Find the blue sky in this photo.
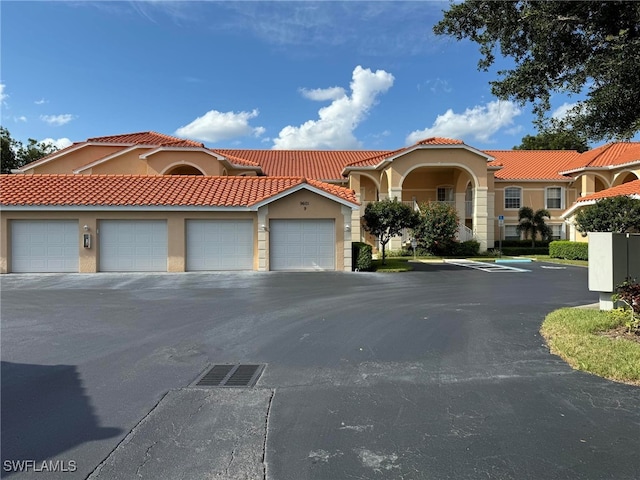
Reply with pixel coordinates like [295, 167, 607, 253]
[2, 1, 584, 152]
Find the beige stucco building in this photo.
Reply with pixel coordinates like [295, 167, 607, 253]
[2, 131, 639, 273]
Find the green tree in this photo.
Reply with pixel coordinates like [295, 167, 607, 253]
[362, 198, 418, 264]
[574, 196, 640, 234]
[1, 127, 20, 174]
[434, 1, 640, 141]
[0, 127, 58, 174]
[514, 128, 589, 153]
[516, 207, 552, 247]
[16, 138, 58, 166]
[413, 202, 459, 255]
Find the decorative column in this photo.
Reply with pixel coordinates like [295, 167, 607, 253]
[342, 205, 354, 271]
[473, 187, 490, 251]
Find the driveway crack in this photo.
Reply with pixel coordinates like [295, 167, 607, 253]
[262, 389, 275, 480]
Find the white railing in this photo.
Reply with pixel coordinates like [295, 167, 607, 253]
[457, 222, 475, 242]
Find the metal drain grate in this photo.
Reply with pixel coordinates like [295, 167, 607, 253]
[195, 364, 265, 388]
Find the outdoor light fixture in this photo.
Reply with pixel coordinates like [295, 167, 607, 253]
[260, 224, 268, 231]
[83, 225, 90, 231]
[345, 224, 351, 231]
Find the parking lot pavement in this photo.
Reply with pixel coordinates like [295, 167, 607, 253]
[2, 266, 640, 479]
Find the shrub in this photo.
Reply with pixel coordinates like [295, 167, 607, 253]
[352, 242, 373, 271]
[495, 240, 550, 248]
[613, 281, 640, 334]
[501, 246, 549, 256]
[414, 202, 459, 255]
[452, 240, 480, 256]
[549, 241, 589, 260]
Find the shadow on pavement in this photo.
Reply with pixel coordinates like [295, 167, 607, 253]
[1, 361, 122, 475]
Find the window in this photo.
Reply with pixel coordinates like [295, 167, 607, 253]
[546, 187, 563, 209]
[504, 187, 521, 209]
[504, 225, 520, 240]
[550, 224, 564, 240]
[437, 186, 454, 203]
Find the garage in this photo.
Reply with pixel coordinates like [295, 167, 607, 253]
[11, 220, 79, 273]
[186, 220, 254, 271]
[269, 219, 335, 271]
[99, 220, 167, 272]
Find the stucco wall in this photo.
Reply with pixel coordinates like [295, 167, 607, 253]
[22, 145, 124, 174]
[0, 190, 353, 273]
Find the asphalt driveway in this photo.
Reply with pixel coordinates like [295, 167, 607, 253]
[1, 263, 639, 479]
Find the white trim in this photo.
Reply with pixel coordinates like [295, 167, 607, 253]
[0, 205, 254, 212]
[503, 186, 523, 210]
[545, 186, 564, 210]
[160, 161, 207, 175]
[562, 192, 640, 219]
[15, 142, 89, 171]
[73, 146, 142, 173]
[139, 146, 225, 160]
[559, 159, 640, 175]
[250, 183, 359, 210]
[400, 162, 481, 190]
[342, 143, 494, 175]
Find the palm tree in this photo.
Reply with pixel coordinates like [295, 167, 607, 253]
[517, 207, 552, 247]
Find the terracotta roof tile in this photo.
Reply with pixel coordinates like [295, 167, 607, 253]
[87, 131, 204, 148]
[212, 149, 388, 180]
[0, 175, 357, 207]
[486, 150, 581, 181]
[560, 142, 640, 172]
[576, 179, 640, 203]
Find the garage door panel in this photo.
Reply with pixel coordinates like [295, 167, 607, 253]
[99, 220, 167, 272]
[186, 220, 253, 271]
[11, 220, 79, 273]
[270, 219, 335, 271]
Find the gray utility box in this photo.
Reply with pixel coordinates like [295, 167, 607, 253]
[588, 232, 640, 309]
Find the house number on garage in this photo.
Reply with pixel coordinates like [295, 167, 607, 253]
[300, 201, 310, 210]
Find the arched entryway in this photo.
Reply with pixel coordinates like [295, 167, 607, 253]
[163, 164, 205, 175]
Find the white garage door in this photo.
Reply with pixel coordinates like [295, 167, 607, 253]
[11, 220, 79, 273]
[186, 220, 254, 271]
[270, 219, 335, 271]
[99, 220, 167, 272]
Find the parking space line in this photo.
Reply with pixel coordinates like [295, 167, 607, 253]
[443, 259, 530, 273]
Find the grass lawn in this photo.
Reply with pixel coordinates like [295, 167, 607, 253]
[372, 258, 414, 272]
[541, 308, 640, 386]
[528, 255, 588, 267]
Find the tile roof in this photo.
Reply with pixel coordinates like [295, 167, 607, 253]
[560, 142, 640, 173]
[486, 150, 581, 181]
[576, 179, 640, 203]
[0, 175, 358, 207]
[87, 131, 204, 148]
[212, 149, 388, 180]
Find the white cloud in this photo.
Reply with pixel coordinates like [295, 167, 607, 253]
[34, 98, 48, 105]
[273, 65, 394, 150]
[406, 100, 522, 144]
[41, 137, 72, 150]
[300, 87, 346, 102]
[0, 84, 7, 103]
[175, 109, 265, 143]
[40, 114, 76, 126]
[552, 102, 579, 120]
[16, 116, 27, 123]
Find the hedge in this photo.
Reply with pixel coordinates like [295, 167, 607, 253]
[500, 246, 550, 256]
[352, 242, 373, 271]
[549, 241, 589, 261]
